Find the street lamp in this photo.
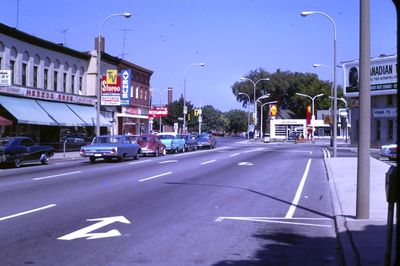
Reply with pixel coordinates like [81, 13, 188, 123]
[260, 100, 277, 139]
[240, 77, 270, 141]
[96, 12, 131, 137]
[238, 92, 251, 140]
[301, 10, 337, 157]
[296, 92, 324, 140]
[183, 63, 205, 133]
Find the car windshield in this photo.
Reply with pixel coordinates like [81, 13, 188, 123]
[138, 136, 151, 142]
[158, 135, 174, 140]
[0, 138, 11, 147]
[92, 136, 122, 144]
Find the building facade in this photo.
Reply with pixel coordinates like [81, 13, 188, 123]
[342, 55, 397, 147]
[0, 23, 152, 145]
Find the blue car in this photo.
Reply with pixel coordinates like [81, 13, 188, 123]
[157, 133, 185, 153]
[196, 133, 217, 149]
[80, 135, 141, 163]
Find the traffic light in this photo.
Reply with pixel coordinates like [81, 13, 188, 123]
[188, 114, 191, 121]
[194, 109, 199, 117]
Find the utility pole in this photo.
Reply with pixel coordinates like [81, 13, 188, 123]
[356, 0, 371, 219]
[121, 29, 132, 59]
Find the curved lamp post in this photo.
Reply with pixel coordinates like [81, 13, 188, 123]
[240, 77, 270, 141]
[96, 12, 131, 136]
[301, 10, 337, 156]
[296, 92, 324, 140]
[238, 92, 251, 139]
[183, 63, 205, 133]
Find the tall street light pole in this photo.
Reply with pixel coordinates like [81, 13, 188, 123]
[238, 92, 251, 140]
[241, 77, 270, 141]
[313, 63, 335, 147]
[183, 63, 205, 134]
[301, 10, 337, 157]
[96, 12, 131, 137]
[296, 92, 324, 140]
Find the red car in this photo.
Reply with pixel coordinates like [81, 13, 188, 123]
[137, 134, 166, 157]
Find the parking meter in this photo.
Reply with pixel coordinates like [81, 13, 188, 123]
[385, 166, 398, 204]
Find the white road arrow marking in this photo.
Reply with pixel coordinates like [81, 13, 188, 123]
[58, 216, 131, 240]
[237, 162, 253, 166]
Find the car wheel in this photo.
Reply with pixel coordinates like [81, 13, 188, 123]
[14, 158, 22, 168]
[40, 153, 49, 165]
[133, 153, 139, 160]
[118, 154, 126, 162]
[162, 149, 167, 156]
[154, 149, 159, 157]
[89, 157, 96, 163]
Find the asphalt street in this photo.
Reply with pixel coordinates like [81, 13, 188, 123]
[0, 139, 341, 265]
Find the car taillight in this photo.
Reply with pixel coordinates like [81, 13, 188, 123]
[111, 148, 117, 154]
[79, 149, 85, 155]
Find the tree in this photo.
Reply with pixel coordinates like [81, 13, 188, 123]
[161, 94, 194, 131]
[225, 109, 248, 134]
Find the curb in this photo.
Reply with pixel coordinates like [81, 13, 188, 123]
[324, 157, 359, 266]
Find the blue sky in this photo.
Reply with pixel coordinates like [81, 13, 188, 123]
[0, 0, 396, 111]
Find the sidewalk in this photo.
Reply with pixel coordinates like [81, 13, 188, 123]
[325, 156, 396, 265]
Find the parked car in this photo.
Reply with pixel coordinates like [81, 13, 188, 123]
[181, 134, 198, 152]
[380, 143, 397, 161]
[196, 133, 217, 149]
[0, 136, 54, 168]
[79, 135, 141, 163]
[157, 132, 185, 153]
[137, 134, 166, 157]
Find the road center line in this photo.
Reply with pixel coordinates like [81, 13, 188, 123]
[201, 160, 216, 165]
[33, 171, 81, 181]
[139, 172, 173, 182]
[285, 159, 312, 218]
[128, 159, 151, 165]
[0, 204, 57, 221]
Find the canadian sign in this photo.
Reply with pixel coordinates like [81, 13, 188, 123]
[149, 107, 168, 118]
[343, 55, 397, 97]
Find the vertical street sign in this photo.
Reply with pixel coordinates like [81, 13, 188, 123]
[120, 69, 131, 106]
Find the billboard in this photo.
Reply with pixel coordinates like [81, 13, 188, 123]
[342, 55, 397, 97]
[148, 107, 168, 118]
[101, 69, 132, 106]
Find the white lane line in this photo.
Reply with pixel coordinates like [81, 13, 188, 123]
[285, 159, 312, 218]
[129, 160, 151, 165]
[0, 204, 57, 221]
[215, 216, 331, 228]
[244, 148, 265, 153]
[159, 160, 178, 164]
[201, 160, 216, 165]
[33, 171, 81, 181]
[138, 172, 173, 182]
[230, 153, 240, 157]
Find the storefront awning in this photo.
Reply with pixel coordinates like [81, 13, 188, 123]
[0, 95, 58, 126]
[36, 100, 87, 126]
[67, 104, 112, 127]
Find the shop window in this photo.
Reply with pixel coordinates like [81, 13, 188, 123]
[376, 120, 381, 140]
[22, 63, 27, 86]
[63, 72, 67, 93]
[54, 70, 58, 91]
[79, 76, 83, 95]
[9, 60, 15, 84]
[44, 68, 48, 89]
[387, 95, 393, 106]
[72, 74, 75, 93]
[388, 119, 393, 140]
[33, 66, 38, 87]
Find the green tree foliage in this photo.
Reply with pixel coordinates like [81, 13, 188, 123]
[225, 109, 248, 134]
[231, 68, 343, 119]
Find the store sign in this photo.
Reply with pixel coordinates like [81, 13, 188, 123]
[101, 74, 121, 106]
[343, 55, 397, 97]
[120, 69, 131, 106]
[373, 108, 397, 118]
[149, 107, 168, 118]
[0, 70, 12, 86]
[0, 86, 96, 105]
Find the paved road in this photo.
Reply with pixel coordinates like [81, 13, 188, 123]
[0, 139, 341, 265]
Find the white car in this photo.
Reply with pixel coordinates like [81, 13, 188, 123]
[380, 144, 397, 161]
